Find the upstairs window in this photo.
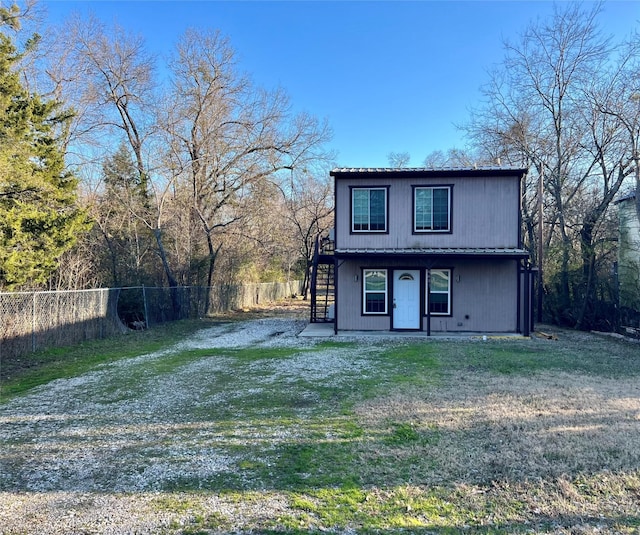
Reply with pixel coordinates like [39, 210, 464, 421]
[414, 186, 451, 232]
[352, 187, 387, 232]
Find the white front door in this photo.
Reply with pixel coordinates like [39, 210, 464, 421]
[393, 270, 420, 329]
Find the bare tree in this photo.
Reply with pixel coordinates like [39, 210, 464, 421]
[163, 29, 332, 296]
[49, 14, 182, 297]
[575, 34, 640, 327]
[387, 151, 411, 168]
[464, 3, 636, 328]
[38, 14, 334, 298]
[593, 36, 640, 219]
[276, 167, 334, 297]
[423, 148, 479, 168]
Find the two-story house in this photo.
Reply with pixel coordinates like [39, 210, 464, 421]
[314, 167, 533, 335]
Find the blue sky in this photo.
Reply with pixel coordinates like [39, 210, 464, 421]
[43, 1, 640, 168]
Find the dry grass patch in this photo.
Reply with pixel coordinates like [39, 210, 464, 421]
[350, 366, 640, 532]
[355, 371, 640, 486]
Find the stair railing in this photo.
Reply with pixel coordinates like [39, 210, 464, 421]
[310, 235, 320, 322]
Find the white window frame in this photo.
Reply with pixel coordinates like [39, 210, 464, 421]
[427, 269, 451, 316]
[414, 186, 451, 232]
[352, 187, 387, 233]
[363, 268, 388, 314]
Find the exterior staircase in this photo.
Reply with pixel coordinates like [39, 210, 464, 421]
[310, 233, 335, 323]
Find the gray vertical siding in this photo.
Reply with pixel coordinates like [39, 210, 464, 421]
[333, 169, 527, 333]
[439, 259, 519, 332]
[336, 175, 520, 250]
[337, 258, 520, 332]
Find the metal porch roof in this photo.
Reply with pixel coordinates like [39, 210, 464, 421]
[334, 247, 530, 258]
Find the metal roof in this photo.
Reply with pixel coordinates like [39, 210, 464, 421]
[330, 166, 528, 179]
[335, 247, 530, 258]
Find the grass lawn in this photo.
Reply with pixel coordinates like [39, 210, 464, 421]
[1, 313, 640, 534]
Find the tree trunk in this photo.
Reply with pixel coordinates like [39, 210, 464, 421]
[153, 228, 180, 318]
[635, 168, 640, 225]
[203, 235, 222, 316]
[553, 182, 572, 324]
[302, 261, 310, 300]
[576, 223, 595, 330]
[97, 227, 120, 287]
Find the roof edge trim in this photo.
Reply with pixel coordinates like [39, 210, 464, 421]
[330, 166, 528, 179]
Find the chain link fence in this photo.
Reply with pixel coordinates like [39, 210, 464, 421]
[0, 281, 303, 360]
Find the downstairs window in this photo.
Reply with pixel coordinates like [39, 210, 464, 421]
[363, 269, 387, 314]
[428, 269, 451, 315]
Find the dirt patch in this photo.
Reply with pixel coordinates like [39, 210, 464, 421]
[208, 296, 310, 321]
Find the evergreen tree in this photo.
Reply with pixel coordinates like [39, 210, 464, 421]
[0, 30, 89, 289]
[94, 142, 152, 286]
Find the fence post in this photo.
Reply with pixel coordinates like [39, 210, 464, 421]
[142, 285, 149, 328]
[32, 292, 36, 352]
[100, 289, 105, 339]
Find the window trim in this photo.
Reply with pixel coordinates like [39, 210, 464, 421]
[350, 186, 389, 234]
[426, 268, 452, 316]
[412, 185, 452, 233]
[362, 268, 388, 315]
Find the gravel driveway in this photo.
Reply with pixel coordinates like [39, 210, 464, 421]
[4, 319, 640, 534]
[0, 318, 377, 534]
